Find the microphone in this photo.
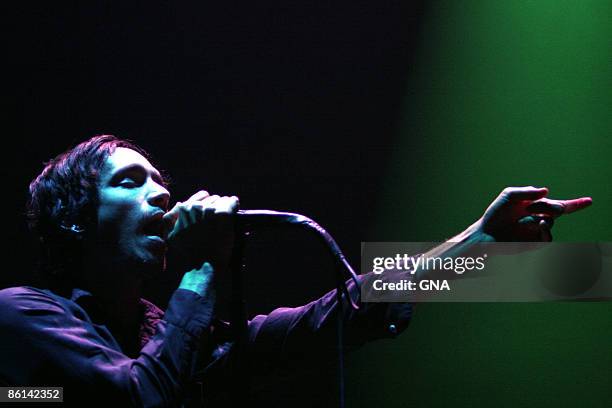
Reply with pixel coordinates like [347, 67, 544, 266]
[236, 209, 310, 229]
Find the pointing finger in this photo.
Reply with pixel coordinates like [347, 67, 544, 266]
[526, 198, 565, 217]
[560, 197, 592, 214]
[527, 197, 593, 217]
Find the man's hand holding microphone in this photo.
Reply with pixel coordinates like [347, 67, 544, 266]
[162, 190, 240, 297]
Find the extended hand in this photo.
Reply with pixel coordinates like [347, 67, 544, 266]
[476, 186, 592, 242]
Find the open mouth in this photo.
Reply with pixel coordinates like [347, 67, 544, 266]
[142, 216, 167, 242]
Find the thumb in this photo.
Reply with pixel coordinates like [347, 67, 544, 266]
[163, 201, 181, 223]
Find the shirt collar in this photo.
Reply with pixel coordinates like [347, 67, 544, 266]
[69, 287, 94, 303]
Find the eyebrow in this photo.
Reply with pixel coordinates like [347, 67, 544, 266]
[112, 163, 166, 186]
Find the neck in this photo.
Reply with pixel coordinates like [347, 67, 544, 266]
[81, 261, 144, 328]
[99, 274, 142, 324]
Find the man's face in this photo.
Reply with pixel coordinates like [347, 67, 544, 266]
[95, 147, 170, 276]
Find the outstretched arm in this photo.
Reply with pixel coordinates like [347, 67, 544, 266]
[230, 186, 593, 352]
[194, 186, 593, 397]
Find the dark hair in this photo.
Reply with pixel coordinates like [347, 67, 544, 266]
[27, 135, 165, 285]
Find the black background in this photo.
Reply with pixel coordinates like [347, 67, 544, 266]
[8, 1, 427, 318]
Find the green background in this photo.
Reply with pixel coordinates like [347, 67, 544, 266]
[349, 1, 611, 407]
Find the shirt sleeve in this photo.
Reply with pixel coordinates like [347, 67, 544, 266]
[191, 272, 414, 405]
[246, 272, 414, 365]
[0, 287, 213, 407]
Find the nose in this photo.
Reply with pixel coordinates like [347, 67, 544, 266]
[147, 182, 170, 212]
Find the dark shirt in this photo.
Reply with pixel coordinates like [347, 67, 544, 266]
[0, 274, 412, 407]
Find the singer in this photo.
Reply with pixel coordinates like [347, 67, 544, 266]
[0, 135, 592, 406]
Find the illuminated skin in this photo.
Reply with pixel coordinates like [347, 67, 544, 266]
[84, 147, 238, 306]
[95, 147, 171, 274]
[474, 186, 592, 242]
